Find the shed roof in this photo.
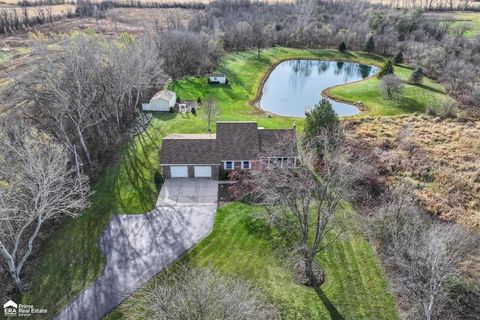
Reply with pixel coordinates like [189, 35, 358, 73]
[207, 73, 226, 78]
[150, 89, 175, 102]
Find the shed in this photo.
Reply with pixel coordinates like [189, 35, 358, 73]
[142, 89, 176, 112]
[207, 73, 227, 84]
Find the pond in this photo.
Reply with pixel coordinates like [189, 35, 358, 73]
[259, 60, 378, 117]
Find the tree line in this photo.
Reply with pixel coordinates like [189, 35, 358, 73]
[0, 6, 76, 34]
[18, 0, 75, 6]
[379, 0, 480, 11]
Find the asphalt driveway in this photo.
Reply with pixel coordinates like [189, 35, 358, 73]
[54, 179, 218, 320]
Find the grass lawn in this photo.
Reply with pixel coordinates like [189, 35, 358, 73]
[17, 47, 450, 318]
[105, 203, 398, 320]
[326, 65, 451, 116]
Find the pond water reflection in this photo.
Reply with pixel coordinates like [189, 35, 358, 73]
[259, 60, 378, 117]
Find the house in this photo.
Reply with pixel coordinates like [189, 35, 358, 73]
[160, 121, 298, 179]
[207, 73, 227, 84]
[142, 89, 176, 112]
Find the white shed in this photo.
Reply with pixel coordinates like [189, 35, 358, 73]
[207, 73, 227, 84]
[142, 89, 176, 112]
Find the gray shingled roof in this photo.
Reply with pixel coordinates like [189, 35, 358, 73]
[160, 135, 218, 164]
[259, 129, 297, 157]
[217, 122, 260, 160]
[160, 122, 297, 165]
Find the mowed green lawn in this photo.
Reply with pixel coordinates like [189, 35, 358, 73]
[17, 47, 453, 318]
[327, 65, 451, 116]
[106, 203, 398, 320]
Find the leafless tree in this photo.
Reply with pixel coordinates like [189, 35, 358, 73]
[369, 190, 479, 320]
[380, 74, 405, 100]
[0, 121, 90, 293]
[6, 32, 164, 173]
[155, 30, 223, 79]
[202, 97, 220, 133]
[144, 265, 277, 320]
[443, 59, 476, 93]
[251, 131, 367, 287]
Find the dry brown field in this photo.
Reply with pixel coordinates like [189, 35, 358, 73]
[347, 115, 480, 230]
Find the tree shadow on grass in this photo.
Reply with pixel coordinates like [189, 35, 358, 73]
[314, 286, 345, 320]
[415, 83, 446, 95]
[393, 96, 425, 113]
[117, 137, 157, 211]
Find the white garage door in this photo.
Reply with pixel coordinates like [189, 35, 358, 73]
[194, 166, 212, 178]
[170, 166, 188, 178]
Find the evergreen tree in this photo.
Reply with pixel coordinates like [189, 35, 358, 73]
[338, 41, 347, 52]
[365, 36, 375, 53]
[377, 59, 395, 79]
[409, 67, 424, 85]
[393, 51, 404, 65]
[303, 98, 340, 140]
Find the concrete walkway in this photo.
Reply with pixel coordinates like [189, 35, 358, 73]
[54, 179, 218, 320]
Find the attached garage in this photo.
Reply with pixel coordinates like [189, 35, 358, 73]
[170, 166, 188, 178]
[194, 166, 212, 178]
[160, 133, 219, 180]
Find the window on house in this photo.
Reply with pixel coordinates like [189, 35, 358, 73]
[224, 161, 233, 170]
[242, 161, 250, 169]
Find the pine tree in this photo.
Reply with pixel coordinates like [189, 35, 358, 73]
[377, 59, 395, 79]
[304, 98, 341, 153]
[305, 99, 339, 138]
[365, 36, 375, 53]
[393, 51, 404, 65]
[338, 41, 347, 53]
[409, 67, 424, 85]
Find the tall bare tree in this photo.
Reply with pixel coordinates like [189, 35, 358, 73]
[252, 131, 366, 286]
[0, 121, 90, 293]
[202, 97, 220, 133]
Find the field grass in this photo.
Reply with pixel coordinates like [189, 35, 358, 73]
[171, 47, 451, 118]
[106, 202, 398, 320]
[451, 12, 480, 38]
[425, 11, 480, 38]
[15, 47, 449, 318]
[348, 115, 480, 230]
